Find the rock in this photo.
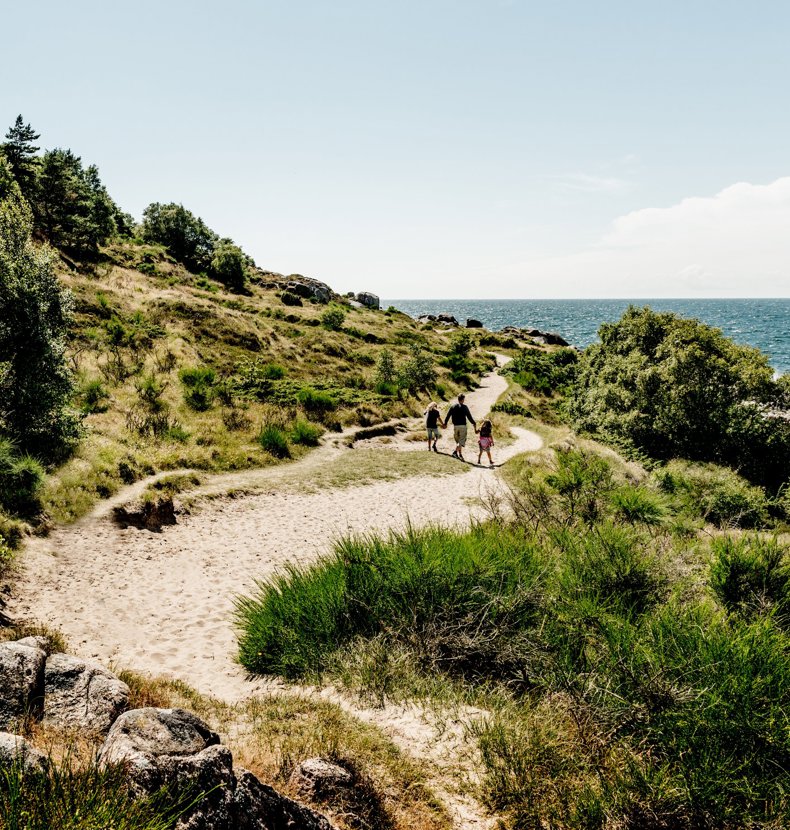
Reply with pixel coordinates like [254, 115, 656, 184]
[0, 641, 45, 729]
[0, 731, 48, 774]
[44, 653, 129, 734]
[99, 708, 236, 828]
[289, 757, 353, 800]
[286, 275, 333, 304]
[113, 496, 176, 532]
[100, 709, 337, 830]
[543, 331, 569, 346]
[347, 300, 363, 309]
[234, 767, 336, 830]
[466, 318, 483, 328]
[14, 636, 49, 652]
[417, 314, 437, 323]
[355, 292, 380, 310]
[437, 313, 459, 326]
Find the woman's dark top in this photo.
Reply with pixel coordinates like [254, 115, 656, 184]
[426, 409, 441, 428]
[479, 422, 492, 438]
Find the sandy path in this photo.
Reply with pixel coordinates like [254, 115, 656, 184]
[10, 361, 542, 828]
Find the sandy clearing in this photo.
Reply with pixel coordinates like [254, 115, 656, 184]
[10, 360, 542, 829]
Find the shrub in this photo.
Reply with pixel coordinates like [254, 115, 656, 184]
[491, 400, 530, 418]
[298, 387, 336, 415]
[135, 373, 168, 413]
[179, 365, 216, 412]
[321, 305, 346, 330]
[258, 424, 291, 458]
[397, 345, 435, 393]
[609, 485, 666, 525]
[260, 363, 285, 380]
[710, 535, 790, 623]
[0, 439, 44, 516]
[210, 241, 247, 291]
[290, 418, 323, 446]
[141, 201, 217, 274]
[375, 350, 397, 387]
[80, 378, 110, 413]
[280, 291, 302, 307]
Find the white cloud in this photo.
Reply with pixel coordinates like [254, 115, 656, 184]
[514, 177, 790, 297]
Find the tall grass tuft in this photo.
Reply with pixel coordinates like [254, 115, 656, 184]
[257, 424, 291, 459]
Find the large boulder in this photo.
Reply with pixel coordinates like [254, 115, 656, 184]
[355, 292, 380, 310]
[44, 653, 129, 734]
[99, 708, 236, 828]
[437, 313, 459, 326]
[234, 767, 336, 830]
[0, 731, 48, 774]
[99, 708, 336, 830]
[0, 641, 45, 729]
[466, 318, 483, 328]
[286, 276, 333, 304]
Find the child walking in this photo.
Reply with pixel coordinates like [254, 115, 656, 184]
[425, 402, 441, 452]
[477, 419, 495, 467]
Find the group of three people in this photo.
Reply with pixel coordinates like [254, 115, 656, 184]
[425, 394, 495, 466]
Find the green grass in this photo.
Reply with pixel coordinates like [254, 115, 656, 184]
[257, 424, 291, 459]
[236, 448, 790, 830]
[0, 759, 191, 830]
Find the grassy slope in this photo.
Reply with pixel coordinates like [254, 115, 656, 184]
[41, 238, 505, 523]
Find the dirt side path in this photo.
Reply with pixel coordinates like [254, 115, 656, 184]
[10, 361, 541, 829]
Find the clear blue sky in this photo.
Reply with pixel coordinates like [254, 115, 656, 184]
[3, 0, 789, 297]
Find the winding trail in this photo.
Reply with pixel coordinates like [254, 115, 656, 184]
[10, 360, 542, 828]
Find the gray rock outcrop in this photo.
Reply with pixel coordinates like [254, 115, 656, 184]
[44, 653, 129, 734]
[355, 292, 380, 310]
[100, 707, 337, 830]
[289, 757, 354, 800]
[0, 641, 45, 729]
[466, 318, 483, 328]
[0, 731, 48, 774]
[437, 313, 459, 326]
[285, 275, 332, 304]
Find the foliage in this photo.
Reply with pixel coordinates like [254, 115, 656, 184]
[297, 387, 337, 414]
[290, 418, 323, 446]
[321, 305, 346, 330]
[491, 400, 530, 418]
[654, 459, 771, 528]
[375, 349, 397, 387]
[710, 535, 790, 625]
[141, 202, 217, 274]
[506, 347, 578, 396]
[257, 423, 291, 458]
[280, 290, 302, 306]
[397, 345, 436, 393]
[0, 438, 44, 516]
[0, 757, 190, 830]
[179, 365, 216, 412]
[0, 163, 81, 462]
[1, 114, 39, 198]
[80, 378, 110, 413]
[33, 149, 118, 259]
[210, 240, 247, 291]
[608, 485, 667, 525]
[569, 306, 790, 489]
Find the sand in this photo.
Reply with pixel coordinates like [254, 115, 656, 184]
[10, 362, 542, 828]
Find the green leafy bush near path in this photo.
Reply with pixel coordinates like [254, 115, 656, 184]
[237, 448, 790, 829]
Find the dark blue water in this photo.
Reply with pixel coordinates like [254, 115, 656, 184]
[387, 299, 790, 375]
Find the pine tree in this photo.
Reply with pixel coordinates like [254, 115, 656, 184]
[1, 115, 40, 198]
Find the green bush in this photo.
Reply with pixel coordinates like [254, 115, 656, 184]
[260, 363, 286, 380]
[280, 291, 302, 307]
[179, 366, 215, 412]
[290, 418, 323, 446]
[569, 306, 790, 489]
[0, 439, 44, 516]
[210, 241, 247, 291]
[655, 460, 771, 528]
[491, 400, 530, 418]
[321, 305, 346, 330]
[80, 378, 110, 413]
[397, 345, 435, 393]
[608, 485, 666, 525]
[297, 387, 336, 415]
[506, 348, 578, 396]
[257, 424, 291, 458]
[710, 535, 790, 623]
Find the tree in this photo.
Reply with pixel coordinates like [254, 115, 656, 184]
[569, 306, 790, 489]
[210, 240, 247, 291]
[1, 115, 39, 198]
[0, 160, 81, 462]
[33, 149, 117, 258]
[141, 202, 217, 274]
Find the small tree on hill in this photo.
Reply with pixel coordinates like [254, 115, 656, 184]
[141, 202, 218, 274]
[0, 160, 81, 462]
[1, 115, 39, 199]
[211, 240, 247, 291]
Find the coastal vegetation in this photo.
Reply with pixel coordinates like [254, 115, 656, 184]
[3, 110, 790, 829]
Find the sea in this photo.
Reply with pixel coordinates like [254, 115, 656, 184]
[386, 299, 790, 376]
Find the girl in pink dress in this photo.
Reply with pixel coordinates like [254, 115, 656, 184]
[477, 419, 495, 467]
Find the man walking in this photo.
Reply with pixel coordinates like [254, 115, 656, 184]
[444, 393, 476, 461]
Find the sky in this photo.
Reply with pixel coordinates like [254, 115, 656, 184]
[2, 0, 789, 298]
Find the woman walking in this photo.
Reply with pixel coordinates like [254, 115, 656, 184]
[425, 402, 441, 452]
